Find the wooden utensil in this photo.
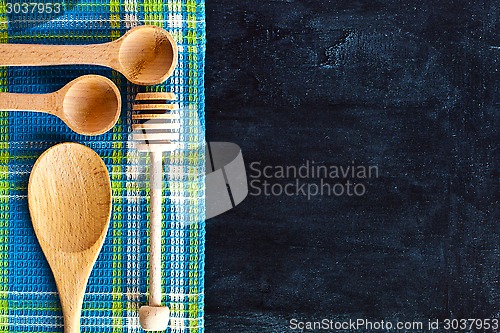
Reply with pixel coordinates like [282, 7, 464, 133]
[0, 75, 121, 136]
[0, 25, 177, 86]
[28, 142, 112, 333]
[133, 92, 180, 331]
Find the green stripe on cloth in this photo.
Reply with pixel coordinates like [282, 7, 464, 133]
[139, 1, 205, 331]
[143, 0, 163, 26]
[0, 0, 8, 329]
[110, 2, 125, 332]
[184, 4, 202, 332]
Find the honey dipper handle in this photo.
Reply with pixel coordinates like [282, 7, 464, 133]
[0, 43, 115, 68]
[149, 151, 164, 307]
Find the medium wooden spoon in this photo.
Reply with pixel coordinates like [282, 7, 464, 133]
[28, 142, 112, 333]
[0, 75, 121, 136]
[0, 25, 178, 85]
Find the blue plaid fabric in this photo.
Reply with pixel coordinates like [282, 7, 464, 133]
[0, 1, 205, 332]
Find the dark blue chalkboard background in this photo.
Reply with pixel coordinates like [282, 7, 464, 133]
[204, 1, 498, 331]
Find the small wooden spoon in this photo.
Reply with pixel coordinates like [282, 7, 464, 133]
[0, 75, 121, 136]
[28, 142, 112, 333]
[0, 25, 178, 85]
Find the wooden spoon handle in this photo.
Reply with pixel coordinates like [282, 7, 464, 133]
[63, 301, 82, 333]
[53, 259, 90, 333]
[0, 92, 56, 114]
[59, 276, 87, 333]
[149, 151, 163, 307]
[0, 43, 114, 68]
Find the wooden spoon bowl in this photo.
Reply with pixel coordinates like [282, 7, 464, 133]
[28, 143, 112, 333]
[117, 26, 178, 85]
[61, 75, 121, 135]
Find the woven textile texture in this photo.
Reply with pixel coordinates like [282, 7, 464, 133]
[0, 1, 205, 332]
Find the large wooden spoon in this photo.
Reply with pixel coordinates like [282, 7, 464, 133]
[0, 25, 177, 85]
[0, 75, 121, 136]
[28, 143, 112, 333]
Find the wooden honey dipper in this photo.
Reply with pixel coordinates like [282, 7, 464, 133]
[133, 92, 180, 331]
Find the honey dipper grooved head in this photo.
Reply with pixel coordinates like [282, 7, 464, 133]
[132, 92, 180, 153]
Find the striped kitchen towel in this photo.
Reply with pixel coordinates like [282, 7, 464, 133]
[0, 0, 205, 332]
